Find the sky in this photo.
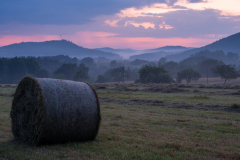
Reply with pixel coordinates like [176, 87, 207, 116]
[0, 0, 240, 50]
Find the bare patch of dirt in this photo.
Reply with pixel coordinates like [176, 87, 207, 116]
[99, 97, 240, 113]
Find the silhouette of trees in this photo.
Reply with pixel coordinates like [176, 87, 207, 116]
[73, 63, 90, 82]
[53, 63, 90, 81]
[110, 67, 130, 83]
[137, 65, 173, 83]
[177, 69, 201, 84]
[95, 75, 108, 83]
[197, 59, 224, 77]
[213, 64, 240, 85]
[53, 63, 78, 80]
[158, 57, 167, 66]
[36, 69, 49, 78]
[81, 57, 95, 67]
[110, 60, 118, 68]
[131, 59, 148, 65]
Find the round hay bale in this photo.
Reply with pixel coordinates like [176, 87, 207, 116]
[11, 76, 100, 145]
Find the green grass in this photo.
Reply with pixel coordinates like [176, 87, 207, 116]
[98, 91, 240, 106]
[0, 87, 240, 160]
[0, 88, 15, 95]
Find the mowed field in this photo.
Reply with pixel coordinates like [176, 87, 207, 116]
[0, 79, 240, 160]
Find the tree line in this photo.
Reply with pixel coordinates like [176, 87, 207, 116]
[0, 57, 49, 84]
[1, 50, 240, 85]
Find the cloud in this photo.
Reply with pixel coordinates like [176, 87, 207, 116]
[124, 21, 155, 29]
[0, 0, 165, 25]
[1, 0, 240, 49]
[117, 3, 186, 18]
[159, 22, 174, 29]
[102, 5, 240, 38]
[174, 0, 240, 16]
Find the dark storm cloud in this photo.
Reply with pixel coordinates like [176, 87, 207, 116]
[0, 0, 167, 25]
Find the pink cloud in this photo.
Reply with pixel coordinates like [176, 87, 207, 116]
[66, 32, 217, 49]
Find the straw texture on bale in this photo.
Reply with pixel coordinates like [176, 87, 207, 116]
[11, 76, 100, 145]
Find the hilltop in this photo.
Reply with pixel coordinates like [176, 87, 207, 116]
[0, 40, 122, 60]
[166, 32, 240, 61]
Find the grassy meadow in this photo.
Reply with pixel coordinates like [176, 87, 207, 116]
[0, 82, 240, 160]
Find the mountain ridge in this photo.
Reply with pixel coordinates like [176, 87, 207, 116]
[0, 40, 122, 60]
[166, 32, 240, 61]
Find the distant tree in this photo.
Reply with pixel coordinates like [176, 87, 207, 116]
[147, 62, 157, 67]
[131, 59, 148, 65]
[158, 57, 167, 66]
[24, 59, 40, 76]
[72, 70, 89, 82]
[125, 67, 131, 80]
[111, 67, 130, 83]
[72, 63, 90, 82]
[81, 57, 95, 67]
[163, 61, 179, 77]
[36, 69, 49, 78]
[78, 63, 89, 73]
[212, 64, 240, 85]
[6, 57, 27, 84]
[95, 75, 108, 83]
[103, 69, 113, 82]
[111, 67, 124, 83]
[54, 73, 65, 79]
[192, 50, 225, 60]
[197, 59, 224, 77]
[128, 68, 139, 81]
[163, 61, 178, 71]
[110, 60, 118, 68]
[137, 65, 173, 83]
[226, 52, 239, 64]
[181, 56, 207, 65]
[177, 69, 201, 84]
[0, 58, 7, 83]
[53, 63, 78, 80]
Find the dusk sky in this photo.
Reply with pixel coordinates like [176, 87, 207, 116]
[1, 0, 240, 49]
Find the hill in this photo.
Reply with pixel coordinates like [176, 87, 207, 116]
[96, 46, 193, 60]
[166, 32, 240, 61]
[94, 47, 136, 53]
[129, 51, 180, 61]
[143, 46, 194, 53]
[0, 40, 122, 60]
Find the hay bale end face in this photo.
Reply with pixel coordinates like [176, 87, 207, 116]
[11, 76, 100, 145]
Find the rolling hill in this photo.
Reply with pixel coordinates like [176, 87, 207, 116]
[0, 40, 122, 60]
[128, 46, 193, 61]
[166, 32, 240, 61]
[96, 46, 193, 60]
[128, 51, 177, 61]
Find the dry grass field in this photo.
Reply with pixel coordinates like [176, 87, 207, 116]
[0, 80, 240, 160]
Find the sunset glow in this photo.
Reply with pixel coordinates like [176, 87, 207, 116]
[0, 0, 239, 49]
